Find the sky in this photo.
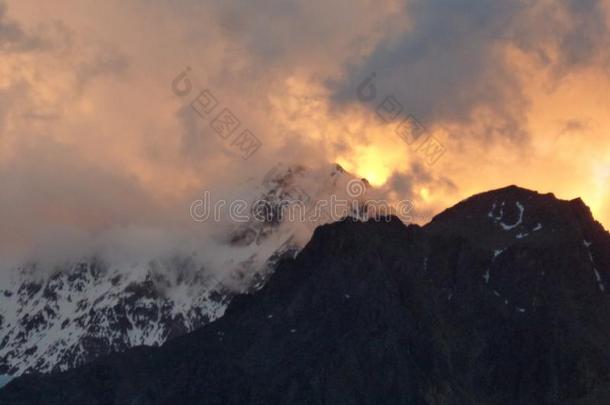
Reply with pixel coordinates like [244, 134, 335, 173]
[1, 0, 610, 267]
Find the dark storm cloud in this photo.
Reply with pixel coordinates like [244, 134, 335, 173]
[0, 1, 49, 52]
[331, 0, 610, 140]
[384, 161, 456, 198]
[551, 0, 609, 70]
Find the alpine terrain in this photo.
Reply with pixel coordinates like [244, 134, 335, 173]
[1, 185, 609, 404]
[0, 164, 363, 377]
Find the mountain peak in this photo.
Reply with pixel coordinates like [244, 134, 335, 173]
[3, 186, 610, 404]
[303, 215, 415, 258]
[427, 184, 604, 247]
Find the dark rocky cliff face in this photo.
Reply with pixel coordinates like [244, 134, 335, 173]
[1, 186, 609, 404]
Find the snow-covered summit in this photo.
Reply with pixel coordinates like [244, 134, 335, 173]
[0, 163, 364, 376]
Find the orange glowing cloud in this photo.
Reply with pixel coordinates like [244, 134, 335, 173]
[1, 0, 610, 268]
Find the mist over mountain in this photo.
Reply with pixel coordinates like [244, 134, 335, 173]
[0, 163, 390, 377]
[2, 185, 609, 404]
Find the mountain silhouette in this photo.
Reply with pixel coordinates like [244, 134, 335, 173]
[1, 186, 609, 405]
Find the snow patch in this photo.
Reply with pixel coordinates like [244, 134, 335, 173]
[583, 240, 605, 292]
[499, 202, 524, 231]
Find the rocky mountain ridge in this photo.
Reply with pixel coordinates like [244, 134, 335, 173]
[0, 163, 369, 376]
[2, 185, 609, 404]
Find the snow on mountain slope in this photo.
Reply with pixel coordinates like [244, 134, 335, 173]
[4, 187, 609, 405]
[0, 163, 365, 376]
[0, 258, 227, 375]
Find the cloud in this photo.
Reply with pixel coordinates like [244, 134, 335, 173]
[331, 0, 610, 141]
[0, 1, 39, 52]
[1, 0, 610, 277]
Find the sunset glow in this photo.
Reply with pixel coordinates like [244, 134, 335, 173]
[1, 0, 610, 263]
